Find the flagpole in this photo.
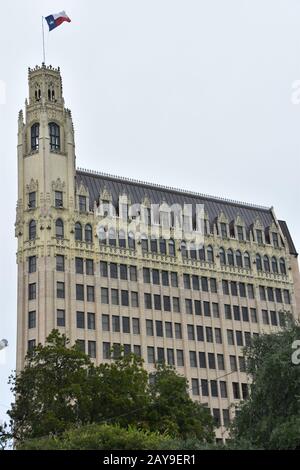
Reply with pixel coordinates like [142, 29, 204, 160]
[42, 16, 46, 64]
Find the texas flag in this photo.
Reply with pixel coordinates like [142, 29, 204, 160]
[45, 11, 71, 31]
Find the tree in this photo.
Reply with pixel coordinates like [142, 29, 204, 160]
[0, 422, 12, 450]
[147, 364, 214, 442]
[231, 322, 300, 449]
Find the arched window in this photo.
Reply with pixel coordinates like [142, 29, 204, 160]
[219, 248, 226, 265]
[263, 255, 270, 272]
[85, 224, 93, 243]
[272, 256, 278, 273]
[29, 220, 36, 240]
[199, 246, 206, 261]
[141, 234, 148, 252]
[128, 232, 135, 250]
[31, 123, 39, 151]
[244, 252, 251, 269]
[99, 226, 106, 245]
[109, 228, 116, 246]
[56, 219, 64, 239]
[227, 249, 234, 266]
[150, 236, 158, 253]
[168, 239, 175, 257]
[207, 245, 214, 263]
[75, 222, 82, 241]
[181, 241, 187, 258]
[236, 250, 243, 268]
[280, 258, 286, 275]
[256, 254, 262, 271]
[190, 243, 197, 259]
[49, 122, 60, 151]
[160, 238, 167, 255]
[119, 229, 126, 248]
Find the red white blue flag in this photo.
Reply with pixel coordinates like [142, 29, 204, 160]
[45, 11, 71, 31]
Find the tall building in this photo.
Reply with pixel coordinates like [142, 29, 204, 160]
[16, 64, 300, 439]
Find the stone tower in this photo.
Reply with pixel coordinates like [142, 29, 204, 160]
[15, 64, 76, 371]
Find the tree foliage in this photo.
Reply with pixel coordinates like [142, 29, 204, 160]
[231, 322, 300, 449]
[7, 330, 214, 445]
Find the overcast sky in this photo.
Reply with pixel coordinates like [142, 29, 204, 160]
[0, 0, 300, 425]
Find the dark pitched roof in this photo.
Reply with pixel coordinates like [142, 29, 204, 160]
[279, 220, 298, 256]
[75, 168, 297, 255]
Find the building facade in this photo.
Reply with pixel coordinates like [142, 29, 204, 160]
[16, 64, 300, 439]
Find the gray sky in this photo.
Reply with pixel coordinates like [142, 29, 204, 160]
[0, 0, 300, 424]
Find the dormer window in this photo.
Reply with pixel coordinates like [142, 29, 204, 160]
[272, 232, 279, 248]
[49, 122, 60, 151]
[220, 223, 227, 239]
[79, 195, 87, 213]
[256, 229, 263, 244]
[31, 123, 39, 151]
[236, 225, 244, 241]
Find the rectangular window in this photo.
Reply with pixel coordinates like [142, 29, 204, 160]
[201, 277, 209, 292]
[157, 348, 165, 363]
[242, 383, 248, 400]
[283, 290, 291, 305]
[86, 259, 94, 275]
[192, 378, 200, 396]
[176, 349, 184, 366]
[75, 257, 84, 274]
[111, 288, 119, 305]
[173, 297, 180, 313]
[56, 255, 65, 272]
[231, 282, 238, 297]
[272, 232, 279, 247]
[79, 195, 87, 213]
[215, 328, 222, 344]
[206, 327, 213, 343]
[224, 304, 232, 320]
[230, 355, 237, 371]
[222, 280, 229, 295]
[88, 341, 96, 358]
[256, 229, 263, 244]
[76, 311, 85, 329]
[275, 288, 283, 303]
[239, 283, 246, 298]
[57, 309, 65, 327]
[210, 278, 217, 293]
[187, 324, 195, 340]
[162, 271, 169, 286]
[262, 310, 269, 325]
[28, 283, 37, 300]
[124, 344, 131, 356]
[56, 282, 64, 299]
[201, 379, 209, 397]
[210, 380, 218, 397]
[101, 287, 109, 304]
[55, 191, 63, 208]
[183, 274, 191, 289]
[76, 284, 84, 301]
[175, 323, 182, 339]
[233, 305, 240, 321]
[146, 319, 154, 336]
[133, 345, 141, 357]
[220, 381, 228, 398]
[103, 342, 111, 359]
[267, 287, 274, 302]
[250, 308, 257, 323]
[227, 329, 234, 345]
[29, 191, 36, 209]
[220, 223, 227, 239]
[259, 286, 266, 301]
[270, 310, 278, 326]
[185, 299, 193, 315]
[196, 325, 204, 341]
[100, 261, 108, 277]
[129, 265, 137, 281]
[87, 312, 95, 330]
[247, 284, 255, 299]
[143, 268, 150, 283]
[208, 352, 216, 369]
[165, 322, 173, 338]
[121, 290, 129, 306]
[244, 331, 251, 346]
[112, 315, 120, 332]
[193, 300, 201, 316]
[131, 291, 139, 308]
[236, 330, 243, 346]
[102, 314, 110, 331]
[242, 307, 249, 322]
[237, 225, 244, 241]
[163, 296, 171, 312]
[152, 269, 160, 285]
[28, 311, 36, 329]
[87, 285, 95, 302]
[167, 348, 175, 365]
[171, 272, 178, 287]
[144, 293, 152, 309]
[212, 302, 219, 318]
[120, 264, 128, 280]
[28, 339, 36, 352]
[199, 351, 206, 368]
[213, 408, 221, 427]
[153, 294, 161, 310]
[28, 256, 36, 273]
[203, 301, 211, 317]
[156, 320, 163, 337]
[217, 354, 225, 370]
[239, 356, 246, 372]
[147, 346, 155, 363]
[192, 275, 199, 290]
[132, 318, 140, 334]
[122, 316, 130, 334]
[189, 351, 197, 367]
[110, 263, 118, 279]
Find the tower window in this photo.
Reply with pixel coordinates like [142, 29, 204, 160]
[28, 192, 36, 209]
[29, 220, 36, 240]
[49, 122, 60, 151]
[55, 191, 63, 208]
[31, 123, 40, 151]
[56, 219, 64, 239]
[75, 222, 83, 241]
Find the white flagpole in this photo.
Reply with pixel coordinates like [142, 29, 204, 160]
[42, 16, 46, 64]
